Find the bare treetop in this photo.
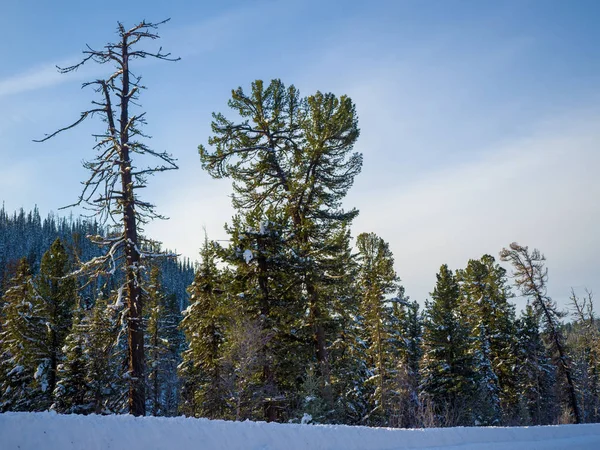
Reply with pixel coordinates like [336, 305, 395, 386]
[58, 19, 180, 74]
[35, 19, 180, 226]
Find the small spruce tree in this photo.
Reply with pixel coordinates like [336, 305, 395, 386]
[421, 264, 475, 426]
[0, 258, 44, 411]
[179, 238, 228, 418]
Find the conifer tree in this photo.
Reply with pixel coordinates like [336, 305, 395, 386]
[421, 264, 475, 426]
[90, 292, 128, 414]
[391, 298, 422, 427]
[199, 79, 361, 408]
[146, 267, 167, 416]
[514, 304, 557, 424]
[471, 322, 502, 425]
[457, 255, 516, 423]
[179, 238, 228, 418]
[0, 258, 44, 411]
[35, 238, 78, 409]
[297, 365, 330, 424]
[219, 213, 304, 421]
[355, 232, 401, 426]
[568, 289, 600, 422]
[500, 243, 581, 423]
[53, 309, 88, 414]
[324, 226, 367, 424]
[0, 242, 77, 412]
[55, 290, 125, 415]
[145, 266, 183, 416]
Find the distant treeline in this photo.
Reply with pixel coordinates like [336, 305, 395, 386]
[0, 206, 194, 309]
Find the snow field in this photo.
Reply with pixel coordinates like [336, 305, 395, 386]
[1, 412, 600, 450]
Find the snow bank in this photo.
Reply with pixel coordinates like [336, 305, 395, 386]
[1, 412, 600, 450]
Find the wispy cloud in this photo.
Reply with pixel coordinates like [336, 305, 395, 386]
[350, 112, 600, 307]
[0, 63, 67, 99]
[166, 3, 281, 58]
[0, 3, 282, 100]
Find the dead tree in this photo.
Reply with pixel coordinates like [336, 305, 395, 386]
[35, 20, 179, 416]
[500, 242, 581, 424]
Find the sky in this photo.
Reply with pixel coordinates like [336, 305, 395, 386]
[1, 0, 599, 311]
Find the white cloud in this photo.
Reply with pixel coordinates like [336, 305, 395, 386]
[145, 177, 235, 260]
[0, 3, 290, 100]
[350, 113, 600, 309]
[0, 63, 67, 99]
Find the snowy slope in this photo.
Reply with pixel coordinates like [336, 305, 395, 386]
[1, 413, 600, 450]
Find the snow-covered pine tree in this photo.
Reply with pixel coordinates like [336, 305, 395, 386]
[457, 255, 517, 424]
[568, 289, 600, 423]
[325, 226, 368, 425]
[199, 80, 362, 412]
[471, 322, 501, 425]
[34, 238, 78, 409]
[55, 288, 127, 415]
[161, 292, 184, 416]
[53, 308, 88, 413]
[0, 258, 45, 411]
[145, 266, 183, 416]
[390, 297, 422, 428]
[179, 238, 228, 419]
[421, 264, 475, 426]
[514, 304, 557, 424]
[355, 232, 401, 426]
[86, 292, 128, 414]
[146, 266, 167, 416]
[218, 212, 304, 422]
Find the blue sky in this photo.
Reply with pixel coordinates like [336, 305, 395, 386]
[1, 0, 599, 309]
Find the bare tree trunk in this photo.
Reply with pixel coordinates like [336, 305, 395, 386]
[307, 281, 333, 408]
[535, 292, 580, 423]
[292, 207, 332, 410]
[256, 235, 277, 422]
[152, 326, 160, 416]
[120, 39, 145, 417]
[556, 334, 581, 423]
[376, 318, 385, 419]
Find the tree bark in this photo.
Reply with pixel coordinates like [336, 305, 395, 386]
[120, 37, 145, 417]
[307, 280, 333, 408]
[534, 293, 580, 423]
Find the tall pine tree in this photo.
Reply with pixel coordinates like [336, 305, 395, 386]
[457, 255, 516, 424]
[179, 238, 228, 418]
[514, 304, 557, 424]
[35, 238, 78, 409]
[145, 266, 183, 416]
[0, 258, 44, 411]
[355, 232, 401, 426]
[199, 79, 362, 411]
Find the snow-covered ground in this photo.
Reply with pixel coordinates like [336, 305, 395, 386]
[1, 412, 600, 450]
